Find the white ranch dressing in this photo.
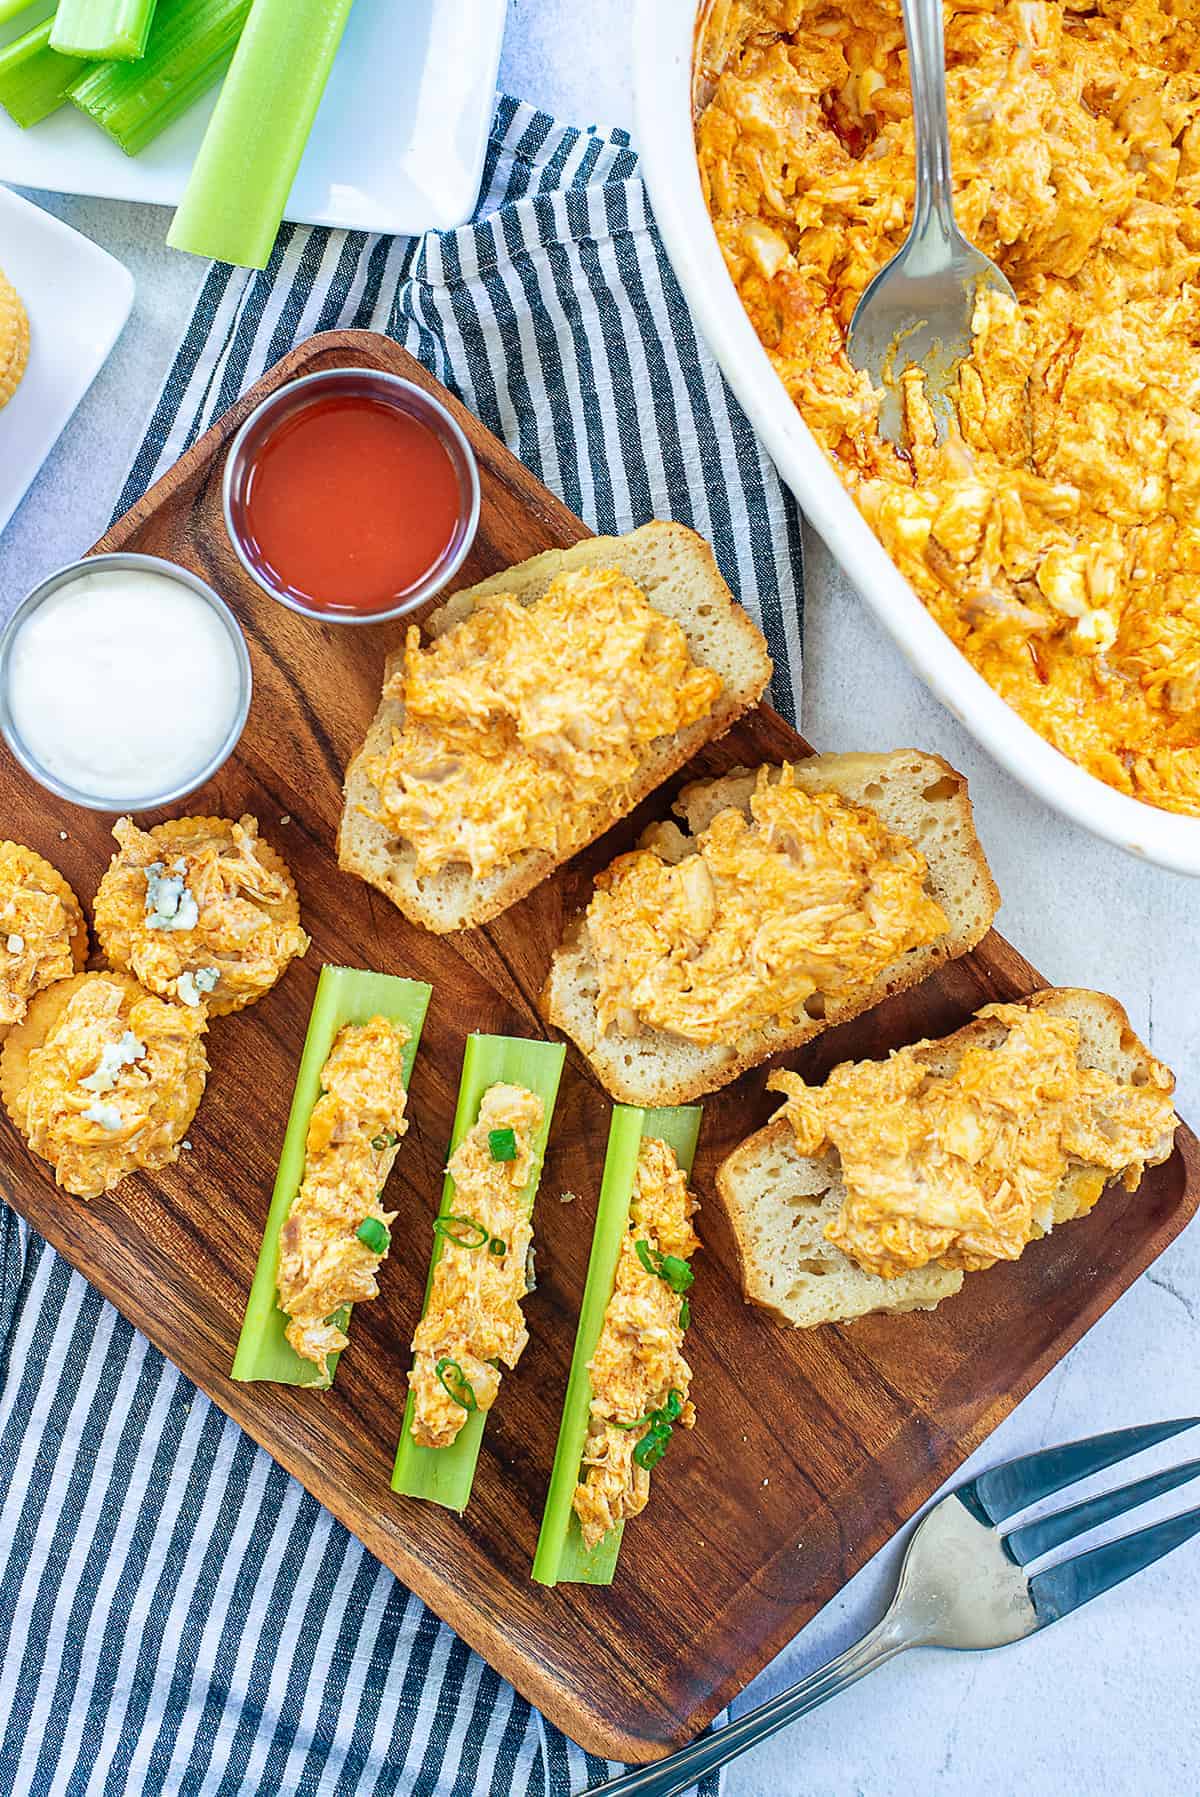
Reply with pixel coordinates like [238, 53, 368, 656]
[7, 568, 243, 803]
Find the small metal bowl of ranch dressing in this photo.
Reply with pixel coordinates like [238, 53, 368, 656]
[0, 553, 252, 812]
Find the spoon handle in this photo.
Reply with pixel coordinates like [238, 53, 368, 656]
[901, 0, 957, 241]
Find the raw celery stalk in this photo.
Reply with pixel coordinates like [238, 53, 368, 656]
[532, 1104, 703, 1587]
[51, 0, 160, 61]
[0, 19, 86, 128]
[69, 0, 250, 156]
[232, 964, 432, 1389]
[391, 1034, 567, 1514]
[0, 1, 37, 24]
[166, 0, 354, 270]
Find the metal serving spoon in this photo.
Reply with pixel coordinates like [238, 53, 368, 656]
[845, 0, 1015, 441]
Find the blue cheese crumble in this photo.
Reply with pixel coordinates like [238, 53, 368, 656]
[81, 1100, 124, 1132]
[144, 859, 199, 933]
[176, 966, 220, 1008]
[79, 1029, 146, 1094]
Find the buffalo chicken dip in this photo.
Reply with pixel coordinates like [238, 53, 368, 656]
[573, 1137, 699, 1549]
[95, 814, 309, 1015]
[408, 1083, 545, 1447]
[0, 842, 87, 1034]
[769, 1001, 1178, 1277]
[586, 763, 948, 1044]
[698, 0, 1200, 816]
[276, 1016, 412, 1381]
[363, 566, 724, 879]
[0, 971, 208, 1199]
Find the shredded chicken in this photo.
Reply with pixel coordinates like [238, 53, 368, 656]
[0, 843, 82, 1029]
[96, 814, 309, 1013]
[698, 0, 1200, 816]
[586, 764, 947, 1044]
[14, 973, 208, 1200]
[364, 566, 724, 879]
[408, 1084, 545, 1447]
[573, 1137, 699, 1550]
[276, 1017, 411, 1381]
[769, 1003, 1177, 1276]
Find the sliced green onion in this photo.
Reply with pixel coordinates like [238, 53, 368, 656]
[633, 1427, 670, 1471]
[166, 0, 354, 271]
[391, 1033, 566, 1514]
[370, 1129, 398, 1151]
[634, 1238, 695, 1295]
[488, 1126, 517, 1162]
[659, 1253, 694, 1294]
[69, 0, 249, 155]
[232, 965, 431, 1389]
[51, 0, 161, 61]
[0, 19, 86, 128]
[433, 1213, 489, 1251]
[434, 1357, 477, 1414]
[532, 1104, 702, 1588]
[611, 1389, 684, 1441]
[432, 1214, 510, 1257]
[355, 1216, 389, 1256]
[679, 1297, 691, 1330]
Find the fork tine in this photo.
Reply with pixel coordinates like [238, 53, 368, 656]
[1005, 1457, 1200, 1565]
[1029, 1504, 1200, 1626]
[962, 1420, 1200, 1525]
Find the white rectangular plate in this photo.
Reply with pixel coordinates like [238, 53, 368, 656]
[0, 182, 134, 536]
[0, 0, 507, 236]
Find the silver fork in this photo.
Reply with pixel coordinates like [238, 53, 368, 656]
[589, 1419, 1200, 1797]
[845, 0, 1015, 442]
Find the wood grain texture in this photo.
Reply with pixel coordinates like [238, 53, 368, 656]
[1, 330, 1196, 1763]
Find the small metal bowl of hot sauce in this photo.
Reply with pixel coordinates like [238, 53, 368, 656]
[222, 367, 481, 625]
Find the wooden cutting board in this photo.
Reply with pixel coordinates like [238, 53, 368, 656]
[2, 330, 1196, 1763]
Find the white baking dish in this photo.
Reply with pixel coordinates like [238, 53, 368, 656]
[631, 0, 1200, 877]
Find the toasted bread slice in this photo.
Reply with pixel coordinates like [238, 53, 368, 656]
[337, 522, 771, 934]
[542, 748, 1000, 1105]
[716, 987, 1178, 1328]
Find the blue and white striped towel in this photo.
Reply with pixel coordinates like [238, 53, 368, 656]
[0, 98, 805, 1797]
